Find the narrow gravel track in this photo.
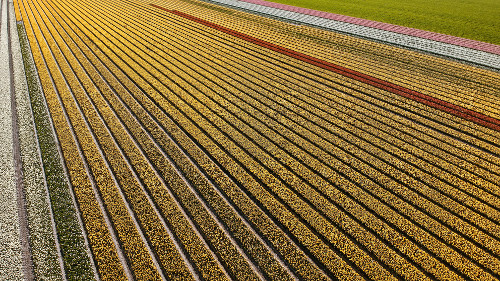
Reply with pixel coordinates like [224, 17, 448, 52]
[9, 0, 500, 279]
[7, 1, 34, 279]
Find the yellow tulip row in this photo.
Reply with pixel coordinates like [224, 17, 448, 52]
[54, 11, 300, 279]
[146, 12, 500, 192]
[127, 12, 449, 280]
[159, 0, 500, 121]
[82, 0, 500, 272]
[191, 48, 500, 275]
[169, 0, 500, 135]
[142, 6, 500, 278]
[27, 2, 207, 280]
[146, 0, 500, 216]
[68, 17, 331, 280]
[23, 0, 248, 279]
[171, 0, 500, 240]
[24, 0, 304, 279]
[152, 9, 500, 211]
[50, 4, 253, 280]
[124, 0, 500, 197]
[85, 36, 324, 280]
[75, 15, 331, 280]
[145, 2, 498, 147]
[95, 1, 400, 278]
[18, 0, 129, 280]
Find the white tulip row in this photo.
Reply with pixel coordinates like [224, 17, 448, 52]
[0, 1, 66, 279]
[10, 1, 66, 279]
[208, 0, 500, 70]
[0, 0, 24, 279]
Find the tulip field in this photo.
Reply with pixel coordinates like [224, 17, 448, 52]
[6, 0, 500, 279]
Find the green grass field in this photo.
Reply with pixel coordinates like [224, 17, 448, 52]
[268, 0, 500, 45]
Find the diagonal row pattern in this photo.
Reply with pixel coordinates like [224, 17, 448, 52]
[14, 0, 500, 279]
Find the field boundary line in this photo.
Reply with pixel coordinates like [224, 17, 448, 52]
[0, 0, 25, 278]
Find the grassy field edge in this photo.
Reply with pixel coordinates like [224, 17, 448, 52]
[265, 0, 500, 45]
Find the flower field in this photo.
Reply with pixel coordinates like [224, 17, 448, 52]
[6, 0, 500, 279]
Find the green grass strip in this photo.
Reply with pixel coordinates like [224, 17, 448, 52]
[17, 22, 97, 281]
[267, 0, 500, 45]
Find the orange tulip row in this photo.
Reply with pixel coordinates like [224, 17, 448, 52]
[161, 0, 500, 121]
